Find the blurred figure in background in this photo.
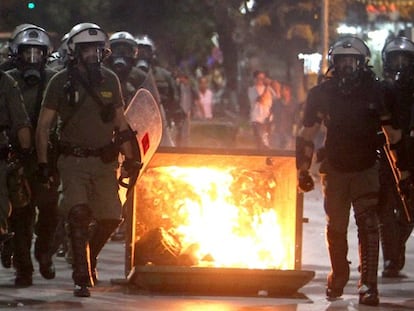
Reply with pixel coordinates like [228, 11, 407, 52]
[195, 76, 213, 120]
[247, 70, 274, 150]
[175, 71, 198, 146]
[135, 34, 183, 146]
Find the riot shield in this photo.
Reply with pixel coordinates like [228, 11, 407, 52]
[120, 89, 162, 275]
[124, 88, 162, 178]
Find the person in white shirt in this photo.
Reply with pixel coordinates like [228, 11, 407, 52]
[247, 70, 274, 149]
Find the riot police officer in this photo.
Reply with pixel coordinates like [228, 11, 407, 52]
[296, 36, 400, 306]
[378, 36, 414, 277]
[5, 23, 58, 287]
[135, 34, 183, 146]
[105, 31, 160, 242]
[0, 70, 31, 252]
[106, 31, 156, 106]
[36, 22, 141, 297]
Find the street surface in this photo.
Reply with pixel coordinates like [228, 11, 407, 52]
[0, 180, 413, 310]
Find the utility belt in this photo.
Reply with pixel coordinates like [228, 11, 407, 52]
[59, 142, 119, 163]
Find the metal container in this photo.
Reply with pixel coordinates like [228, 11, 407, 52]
[125, 147, 314, 296]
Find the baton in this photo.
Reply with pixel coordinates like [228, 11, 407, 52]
[382, 144, 413, 223]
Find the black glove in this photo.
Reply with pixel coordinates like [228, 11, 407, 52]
[37, 162, 50, 184]
[298, 170, 314, 193]
[122, 158, 143, 178]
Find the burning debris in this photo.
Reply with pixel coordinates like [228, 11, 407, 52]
[134, 166, 289, 269]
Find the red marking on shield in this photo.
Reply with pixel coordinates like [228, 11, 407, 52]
[141, 132, 150, 155]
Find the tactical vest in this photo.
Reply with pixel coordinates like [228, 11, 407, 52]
[319, 78, 384, 172]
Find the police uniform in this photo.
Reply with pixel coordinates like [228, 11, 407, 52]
[302, 68, 394, 304]
[378, 37, 414, 277]
[6, 67, 58, 284]
[0, 71, 31, 234]
[295, 36, 400, 306]
[42, 66, 123, 220]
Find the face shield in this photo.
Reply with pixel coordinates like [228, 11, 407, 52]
[76, 43, 107, 86]
[334, 55, 359, 77]
[109, 43, 135, 79]
[78, 43, 105, 65]
[18, 45, 46, 85]
[137, 45, 152, 62]
[386, 51, 414, 85]
[20, 45, 45, 64]
[387, 51, 413, 72]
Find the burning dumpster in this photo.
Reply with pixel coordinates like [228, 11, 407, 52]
[124, 147, 314, 296]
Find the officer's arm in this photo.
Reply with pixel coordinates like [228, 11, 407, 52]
[296, 123, 320, 193]
[114, 106, 135, 160]
[296, 124, 320, 171]
[36, 107, 57, 164]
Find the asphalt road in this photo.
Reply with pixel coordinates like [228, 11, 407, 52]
[0, 180, 413, 310]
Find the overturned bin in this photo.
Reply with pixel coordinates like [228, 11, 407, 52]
[124, 147, 314, 297]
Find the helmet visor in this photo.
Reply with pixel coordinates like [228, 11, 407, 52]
[21, 46, 45, 64]
[111, 43, 134, 58]
[78, 43, 104, 64]
[334, 55, 359, 76]
[387, 51, 413, 72]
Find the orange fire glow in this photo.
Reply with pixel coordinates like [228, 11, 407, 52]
[135, 165, 293, 270]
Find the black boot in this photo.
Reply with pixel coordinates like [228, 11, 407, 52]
[89, 219, 121, 284]
[10, 206, 34, 287]
[1, 235, 14, 268]
[356, 211, 380, 306]
[325, 228, 350, 299]
[68, 205, 93, 297]
[379, 221, 400, 277]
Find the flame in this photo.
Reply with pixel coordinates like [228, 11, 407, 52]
[141, 166, 288, 270]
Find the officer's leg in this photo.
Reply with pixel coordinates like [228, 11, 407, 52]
[0, 162, 13, 240]
[0, 165, 13, 268]
[396, 211, 414, 271]
[34, 195, 59, 280]
[10, 204, 35, 287]
[353, 194, 380, 306]
[67, 204, 93, 297]
[321, 167, 351, 298]
[377, 171, 401, 277]
[89, 219, 121, 284]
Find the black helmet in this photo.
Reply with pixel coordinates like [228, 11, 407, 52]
[382, 36, 414, 84]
